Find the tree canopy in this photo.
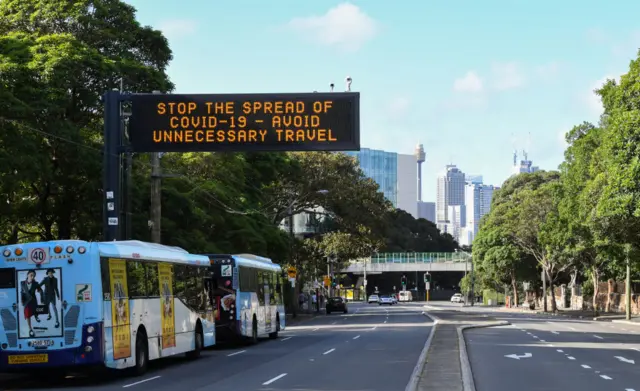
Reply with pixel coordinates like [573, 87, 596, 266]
[0, 0, 456, 278]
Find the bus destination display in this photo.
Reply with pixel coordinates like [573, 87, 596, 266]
[128, 93, 360, 152]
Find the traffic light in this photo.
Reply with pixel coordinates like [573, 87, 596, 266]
[401, 275, 407, 286]
[331, 276, 337, 287]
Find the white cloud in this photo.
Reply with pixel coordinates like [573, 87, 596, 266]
[491, 62, 525, 90]
[158, 19, 197, 40]
[386, 96, 411, 118]
[453, 71, 483, 93]
[287, 3, 378, 52]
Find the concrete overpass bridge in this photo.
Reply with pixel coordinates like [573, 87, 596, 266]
[341, 252, 470, 274]
[340, 252, 471, 301]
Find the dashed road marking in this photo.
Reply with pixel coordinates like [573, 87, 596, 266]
[281, 337, 292, 341]
[323, 348, 336, 355]
[227, 350, 246, 357]
[599, 375, 612, 380]
[593, 335, 604, 340]
[353, 335, 360, 340]
[263, 373, 287, 385]
[581, 364, 591, 369]
[123, 376, 161, 388]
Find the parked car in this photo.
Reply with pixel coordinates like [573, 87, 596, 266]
[379, 295, 395, 305]
[326, 296, 348, 314]
[368, 294, 379, 304]
[451, 293, 465, 303]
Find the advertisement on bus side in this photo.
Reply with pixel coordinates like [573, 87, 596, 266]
[158, 263, 176, 349]
[108, 259, 131, 360]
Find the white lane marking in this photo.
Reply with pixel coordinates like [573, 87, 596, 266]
[312, 328, 319, 332]
[567, 356, 576, 360]
[532, 335, 539, 339]
[540, 340, 547, 342]
[593, 335, 604, 340]
[625, 388, 636, 391]
[581, 364, 591, 369]
[557, 349, 564, 353]
[384, 320, 387, 324]
[263, 373, 287, 385]
[227, 350, 246, 357]
[632, 348, 640, 352]
[547, 344, 554, 347]
[281, 337, 292, 341]
[372, 326, 377, 330]
[323, 348, 336, 355]
[551, 331, 560, 335]
[332, 321, 337, 325]
[600, 375, 612, 380]
[526, 332, 532, 335]
[353, 335, 360, 340]
[123, 376, 161, 388]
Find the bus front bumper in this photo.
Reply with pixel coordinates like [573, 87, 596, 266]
[0, 322, 103, 372]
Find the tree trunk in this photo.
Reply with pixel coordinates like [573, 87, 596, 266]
[549, 280, 558, 312]
[591, 266, 600, 315]
[510, 271, 519, 307]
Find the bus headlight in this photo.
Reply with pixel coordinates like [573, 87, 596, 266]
[78, 246, 86, 254]
[2, 249, 10, 257]
[66, 246, 74, 254]
[86, 336, 94, 343]
[84, 346, 93, 352]
[87, 326, 95, 334]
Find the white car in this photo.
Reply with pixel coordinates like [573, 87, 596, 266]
[368, 294, 379, 303]
[379, 295, 395, 305]
[451, 293, 464, 303]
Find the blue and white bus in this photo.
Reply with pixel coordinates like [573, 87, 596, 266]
[206, 254, 285, 343]
[0, 240, 215, 375]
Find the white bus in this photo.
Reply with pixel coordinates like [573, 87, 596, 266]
[0, 240, 215, 376]
[206, 254, 285, 343]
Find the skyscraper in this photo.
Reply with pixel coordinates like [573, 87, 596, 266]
[461, 183, 496, 245]
[436, 165, 465, 241]
[436, 165, 465, 222]
[346, 148, 418, 218]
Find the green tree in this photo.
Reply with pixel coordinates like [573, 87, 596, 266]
[0, 0, 172, 243]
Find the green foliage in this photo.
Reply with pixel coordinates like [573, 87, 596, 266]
[0, 1, 456, 276]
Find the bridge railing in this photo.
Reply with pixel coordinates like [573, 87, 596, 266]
[349, 252, 469, 265]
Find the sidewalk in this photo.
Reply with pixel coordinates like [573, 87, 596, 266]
[417, 311, 499, 391]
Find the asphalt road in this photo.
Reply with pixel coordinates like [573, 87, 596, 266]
[2, 302, 433, 391]
[465, 312, 640, 391]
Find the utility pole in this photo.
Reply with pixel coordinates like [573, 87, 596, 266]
[363, 258, 367, 301]
[149, 91, 162, 243]
[150, 151, 162, 243]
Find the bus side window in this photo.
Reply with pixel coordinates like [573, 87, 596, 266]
[145, 263, 160, 297]
[100, 258, 111, 300]
[127, 261, 146, 298]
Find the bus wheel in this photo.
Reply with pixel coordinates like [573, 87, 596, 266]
[269, 316, 279, 339]
[250, 318, 258, 344]
[186, 324, 203, 359]
[134, 331, 148, 376]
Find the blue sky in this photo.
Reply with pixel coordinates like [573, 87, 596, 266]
[125, 0, 640, 202]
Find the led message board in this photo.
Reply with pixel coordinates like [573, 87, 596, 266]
[128, 92, 360, 152]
